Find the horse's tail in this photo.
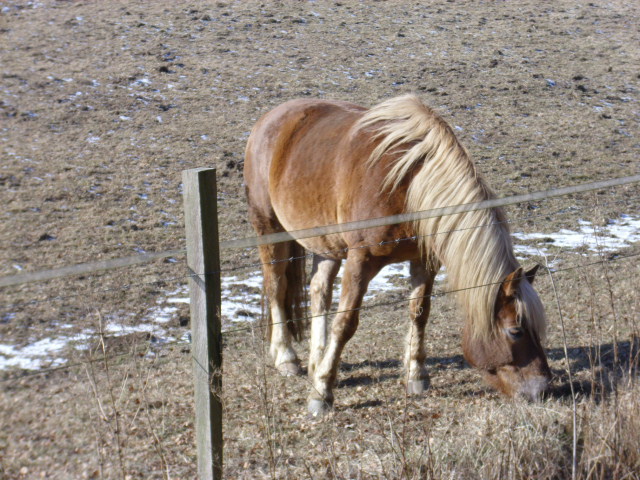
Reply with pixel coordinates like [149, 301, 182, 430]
[263, 241, 308, 342]
[284, 241, 308, 341]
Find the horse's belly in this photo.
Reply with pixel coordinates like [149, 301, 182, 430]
[274, 210, 348, 260]
[269, 152, 347, 258]
[298, 235, 348, 259]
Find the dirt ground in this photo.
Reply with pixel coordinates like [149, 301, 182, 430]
[1, 0, 639, 479]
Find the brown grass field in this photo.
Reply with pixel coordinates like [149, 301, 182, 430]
[1, 0, 639, 478]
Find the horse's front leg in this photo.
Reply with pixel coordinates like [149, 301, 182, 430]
[308, 252, 382, 416]
[308, 255, 341, 379]
[404, 258, 439, 394]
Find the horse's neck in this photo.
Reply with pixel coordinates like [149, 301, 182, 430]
[432, 207, 518, 338]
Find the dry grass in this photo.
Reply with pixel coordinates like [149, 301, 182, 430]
[1, 0, 640, 479]
[1, 258, 639, 478]
[218, 258, 640, 479]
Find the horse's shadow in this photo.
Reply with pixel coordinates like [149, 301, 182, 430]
[544, 339, 638, 401]
[337, 359, 402, 388]
[335, 355, 468, 390]
[331, 339, 638, 402]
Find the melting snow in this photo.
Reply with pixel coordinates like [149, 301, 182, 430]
[512, 215, 640, 256]
[0, 338, 72, 370]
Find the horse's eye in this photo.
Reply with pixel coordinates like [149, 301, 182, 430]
[506, 327, 524, 341]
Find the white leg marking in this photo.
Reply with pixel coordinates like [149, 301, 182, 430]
[269, 304, 298, 370]
[308, 257, 340, 377]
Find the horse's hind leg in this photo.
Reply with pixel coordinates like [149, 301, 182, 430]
[258, 242, 301, 376]
[405, 258, 439, 395]
[308, 251, 383, 416]
[308, 255, 341, 378]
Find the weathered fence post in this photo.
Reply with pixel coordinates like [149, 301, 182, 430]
[182, 168, 222, 479]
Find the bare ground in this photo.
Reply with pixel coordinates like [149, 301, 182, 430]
[1, 0, 639, 478]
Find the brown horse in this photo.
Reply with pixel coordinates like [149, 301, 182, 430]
[244, 95, 551, 415]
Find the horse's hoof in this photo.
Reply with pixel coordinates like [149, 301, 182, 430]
[277, 361, 301, 376]
[406, 378, 430, 395]
[307, 398, 333, 417]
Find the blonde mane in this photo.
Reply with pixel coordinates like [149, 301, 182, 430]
[355, 95, 546, 340]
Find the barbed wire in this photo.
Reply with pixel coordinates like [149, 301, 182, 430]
[222, 174, 640, 250]
[219, 249, 640, 337]
[1, 196, 631, 312]
[2, 202, 552, 312]
[214, 191, 638, 276]
[0, 190, 637, 382]
[2, 248, 636, 385]
[2, 174, 638, 290]
[214, 203, 574, 275]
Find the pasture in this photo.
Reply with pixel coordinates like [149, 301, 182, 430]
[1, 0, 639, 478]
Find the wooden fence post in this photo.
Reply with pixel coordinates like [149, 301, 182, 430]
[182, 168, 222, 479]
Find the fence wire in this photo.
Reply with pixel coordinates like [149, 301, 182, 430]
[220, 249, 640, 337]
[1, 174, 638, 289]
[1, 194, 632, 313]
[1, 179, 639, 385]
[2, 247, 637, 385]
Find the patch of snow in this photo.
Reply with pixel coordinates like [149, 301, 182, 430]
[225, 274, 262, 290]
[364, 263, 409, 300]
[149, 306, 178, 324]
[131, 78, 152, 86]
[0, 338, 70, 370]
[167, 297, 189, 304]
[514, 244, 547, 258]
[513, 215, 640, 254]
[104, 322, 165, 336]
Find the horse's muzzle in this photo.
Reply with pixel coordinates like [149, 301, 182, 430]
[515, 376, 550, 402]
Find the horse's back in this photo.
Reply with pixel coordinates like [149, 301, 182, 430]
[245, 98, 363, 178]
[244, 99, 364, 231]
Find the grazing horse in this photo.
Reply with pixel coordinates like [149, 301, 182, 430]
[244, 95, 551, 415]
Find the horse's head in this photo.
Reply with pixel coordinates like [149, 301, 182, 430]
[463, 265, 551, 401]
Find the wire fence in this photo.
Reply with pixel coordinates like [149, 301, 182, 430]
[0, 188, 635, 314]
[220, 249, 640, 337]
[2, 173, 639, 480]
[1, 177, 638, 383]
[2, 245, 637, 386]
[1, 174, 638, 289]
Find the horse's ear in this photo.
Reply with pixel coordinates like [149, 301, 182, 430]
[501, 267, 524, 298]
[525, 265, 540, 284]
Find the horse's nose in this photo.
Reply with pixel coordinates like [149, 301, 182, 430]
[516, 376, 549, 402]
